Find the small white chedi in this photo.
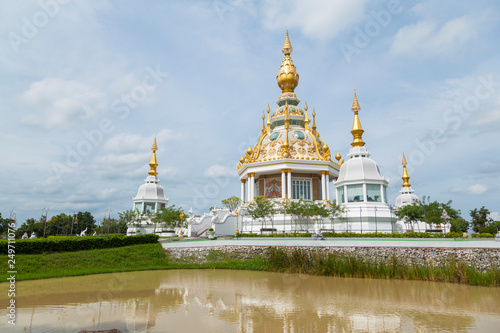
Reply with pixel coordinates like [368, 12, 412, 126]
[126, 137, 170, 236]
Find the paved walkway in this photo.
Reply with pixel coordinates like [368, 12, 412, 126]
[162, 237, 500, 249]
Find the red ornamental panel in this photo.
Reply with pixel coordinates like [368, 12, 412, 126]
[265, 178, 282, 198]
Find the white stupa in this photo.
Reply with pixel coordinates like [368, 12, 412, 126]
[127, 137, 169, 235]
[132, 136, 169, 214]
[334, 91, 396, 233]
[394, 153, 419, 208]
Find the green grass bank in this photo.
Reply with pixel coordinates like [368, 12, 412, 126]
[2, 243, 499, 287]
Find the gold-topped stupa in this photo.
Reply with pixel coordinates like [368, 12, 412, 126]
[236, 31, 341, 203]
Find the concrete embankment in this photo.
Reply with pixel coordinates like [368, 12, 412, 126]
[163, 238, 500, 272]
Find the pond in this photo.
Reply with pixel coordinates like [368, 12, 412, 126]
[1, 270, 499, 332]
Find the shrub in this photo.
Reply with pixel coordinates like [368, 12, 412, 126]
[0, 234, 159, 254]
[472, 233, 495, 238]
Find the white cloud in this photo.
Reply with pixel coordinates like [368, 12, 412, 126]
[467, 184, 489, 195]
[261, 0, 369, 40]
[20, 77, 106, 130]
[102, 129, 184, 154]
[204, 164, 237, 178]
[451, 184, 490, 196]
[490, 212, 500, 221]
[390, 16, 476, 58]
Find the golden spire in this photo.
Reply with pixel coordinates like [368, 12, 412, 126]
[148, 136, 158, 176]
[350, 89, 365, 147]
[277, 31, 299, 94]
[304, 101, 310, 131]
[261, 111, 266, 135]
[266, 104, 271, 133]
[402, 153, 411, 187]
[282, 30, 293, 54]
[312, 108, 317, 136]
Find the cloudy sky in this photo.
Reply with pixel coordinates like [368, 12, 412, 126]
[1, 0, 499, 225]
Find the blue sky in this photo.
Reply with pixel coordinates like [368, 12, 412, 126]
[1, 0, 499, 225]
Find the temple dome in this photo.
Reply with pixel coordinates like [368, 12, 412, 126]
[134, 176, 167, 201]
[395, 187, 419, 207]
[337, 146, 384, 183]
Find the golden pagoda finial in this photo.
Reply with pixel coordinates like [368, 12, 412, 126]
[148, 136, 158, 176]
[266, 104, 271, 133]
[312, 108, 317, 136]
[282, 30, 293, 54]
[350, 89, 365, 147]
[335, 152, 342, 161]
[402, 153, 411, 187]
[304, 101, 310, 130]
[277, 31, 299, 94]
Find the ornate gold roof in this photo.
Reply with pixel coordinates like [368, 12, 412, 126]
[237, 32, 339, 171]
[148, 136, 158, 176]
[350, 90, 365, 147]
[402, 153, 411, 187]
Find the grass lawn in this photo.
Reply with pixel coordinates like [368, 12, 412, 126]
[1, 243, 170, 281]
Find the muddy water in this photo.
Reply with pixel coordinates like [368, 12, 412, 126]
[1, 270, 499, 332]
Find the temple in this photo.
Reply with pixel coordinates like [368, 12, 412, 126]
[132, 32, 453, 237]
[237, 31, 342, 203]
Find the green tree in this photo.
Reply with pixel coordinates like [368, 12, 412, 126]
[247, 196, 275, 229]
[470, 206, 494, 233]
[97, 217, 127, 234]
[154, 205, 185, 230]
[46, 213, 73, 236]
[0, 213, 12, 236]
[221, 196, 241, 212]
[74, 212, 97, 235]
[16, 218, 44, 238]
[395, 202, 424, 231]
[450, 218, 469, 233]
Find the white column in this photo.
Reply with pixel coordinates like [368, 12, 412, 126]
[363, 183, 367, 202]
[247, 176, 251, 202]
[321, 171, 326, 200]
[281, 169, 286, 199]
[249, 173, 255, 201]
[287, 169, 292, 199]
[380, 184, 385, 203]
[241, 180, 246, 202]
[326, 172, 330, 201]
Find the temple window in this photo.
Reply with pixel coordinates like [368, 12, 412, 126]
[292, 178, 312, 200]
[347, 184, 364, 202]
[366, 184, 381, 202]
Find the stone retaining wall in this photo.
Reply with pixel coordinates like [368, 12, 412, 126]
[166, 246, 500, 272]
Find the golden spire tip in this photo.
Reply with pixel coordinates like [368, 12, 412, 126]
[282, 30, 293, 54]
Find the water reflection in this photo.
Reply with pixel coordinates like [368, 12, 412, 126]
[1, 270, 499, 332]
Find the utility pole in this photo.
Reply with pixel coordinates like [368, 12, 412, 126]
[70, 212, 76, 236]
[42, 207, 49, 238]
